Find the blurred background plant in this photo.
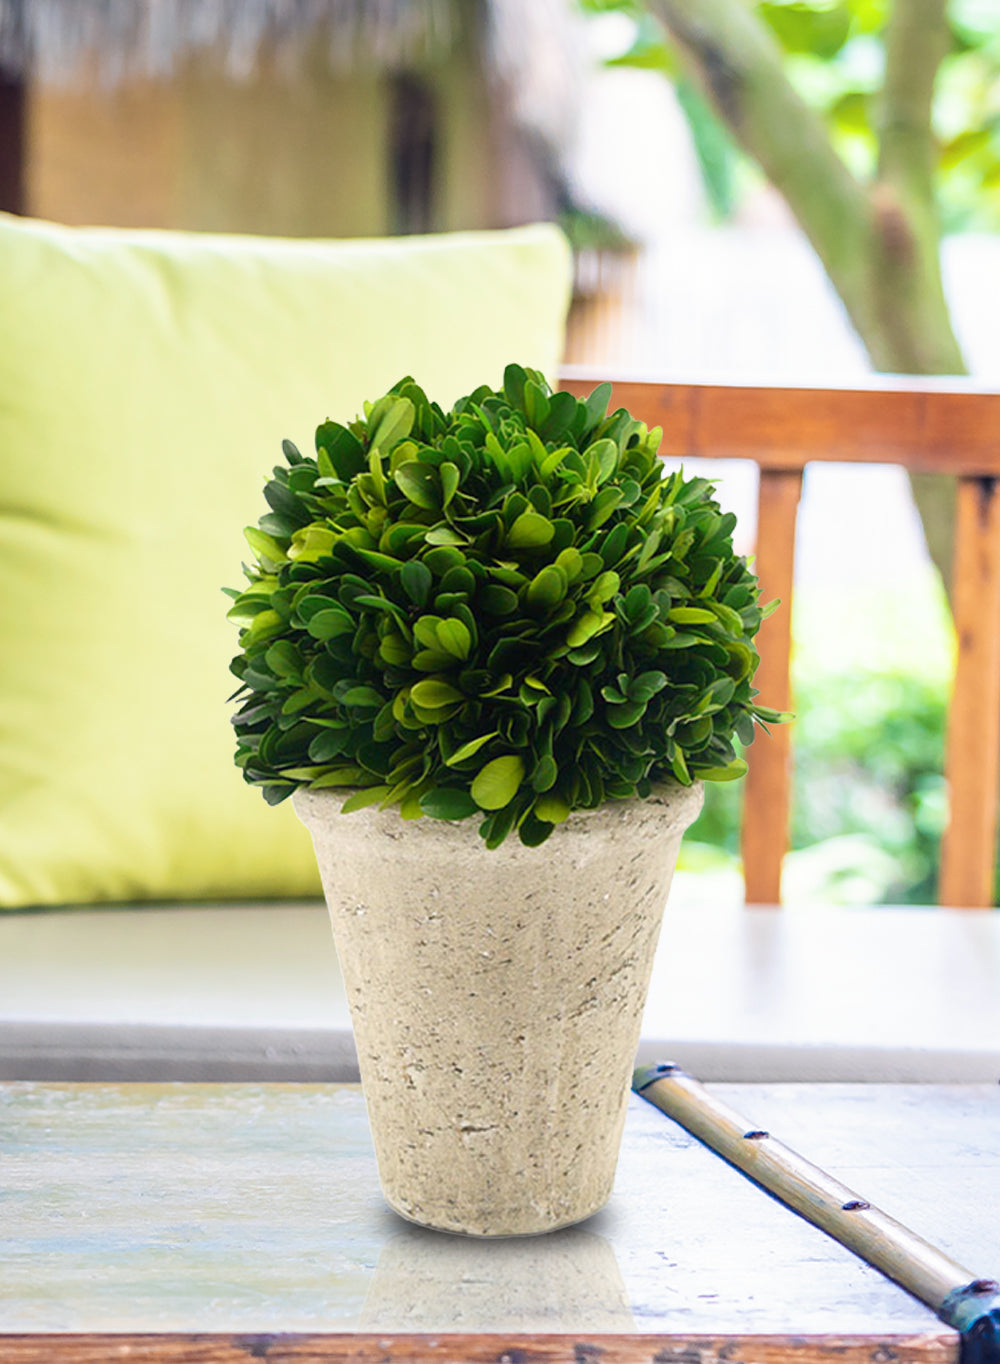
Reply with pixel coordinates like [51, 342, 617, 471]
[587, 0, 1000, 234]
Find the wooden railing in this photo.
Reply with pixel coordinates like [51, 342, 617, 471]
[559, 369, 1000, 908]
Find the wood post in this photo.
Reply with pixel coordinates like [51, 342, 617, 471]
[742, 468, 803, 905]
[938, 476, 1000, 907]
[0, 70, 26, 215]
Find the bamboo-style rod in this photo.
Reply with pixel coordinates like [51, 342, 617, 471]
[939, 476, 1000, 907]
[633, 1064, 1000, 1344]
[742, 469, 802, 904]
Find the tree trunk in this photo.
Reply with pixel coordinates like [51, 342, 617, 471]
[646, 0, 966, 594]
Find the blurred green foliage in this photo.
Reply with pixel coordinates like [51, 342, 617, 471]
[685, 666, 949, 903]
[579, 0, 1000, 232]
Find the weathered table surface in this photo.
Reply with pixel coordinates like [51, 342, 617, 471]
[0, 1082, 997, 1362]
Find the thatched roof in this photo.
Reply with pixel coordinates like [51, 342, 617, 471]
[0, 0, 464, 84]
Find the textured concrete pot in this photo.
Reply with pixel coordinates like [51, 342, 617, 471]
[294, 781, 703, 1236]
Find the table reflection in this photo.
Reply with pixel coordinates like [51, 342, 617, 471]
[359, 1223, 634, 1333]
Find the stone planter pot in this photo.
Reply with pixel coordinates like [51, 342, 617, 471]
[294, 781, 703, 1236]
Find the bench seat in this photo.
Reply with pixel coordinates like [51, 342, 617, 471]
[2, 902, 996, 1084]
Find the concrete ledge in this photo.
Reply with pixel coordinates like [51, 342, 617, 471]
[1, 901, 997, 1083]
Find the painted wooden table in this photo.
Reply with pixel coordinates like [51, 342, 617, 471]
[0, 1082, 997, 1362]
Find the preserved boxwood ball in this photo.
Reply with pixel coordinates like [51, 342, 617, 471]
[227, 365, 785, 848]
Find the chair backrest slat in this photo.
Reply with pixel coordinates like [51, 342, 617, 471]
[940, 476, 1000, 907]
[742, 469, 802, 905]
[569, 375, 1000, 473]
[558, 369, 1000, 907]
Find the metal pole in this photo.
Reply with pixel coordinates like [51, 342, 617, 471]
[634, 1063, 1000, 1364]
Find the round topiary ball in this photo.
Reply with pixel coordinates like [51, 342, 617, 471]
[227, 365, 783, 848]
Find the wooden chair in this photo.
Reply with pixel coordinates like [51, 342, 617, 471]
[561, 369, 1000, 908]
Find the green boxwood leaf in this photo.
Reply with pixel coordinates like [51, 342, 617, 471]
[400, 559, 432, 606]
[518, 812, 555, 848]
[440, 461, 461, 508]
[479, 584, 519, 615]
[446, 732, 498, 766]
[471, 754, 525, 810]
[410, 678, 464, 709]
[316, 423, 367, 481]
[308, 728, 350, 762]
[420, 787, 480, 820]
[425, 525, 468, 547]
[368, 396, 415, 452]
[395, 461, 439, 510]
[697, 758, 749, 783]
[264, 641, 302, 678]
[436, 618, 472, 660]
[588, 570, 621, 606]
[525, 564, 568, 610]
[534, 792, 571, 824]
[310, 766, 366, 787]
[608, 699, 646, 729]
[341, 785, 392, 813]
[566, 609, 614, 648]
[339, 686, 383, 709]
[412, 648, 456, 672]
[379, 633, 411, 665]
[531, 753, 559, 792]
[306, 607, 355, 641]
[630, 670, 668, 701]
[506, 511, 554, 549]
[413, 615, 445, 649]
[244, 527, 288, 564]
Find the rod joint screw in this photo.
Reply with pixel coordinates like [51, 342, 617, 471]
[842, 1200, 870, 1211]
[743, 1129, 770, 1140]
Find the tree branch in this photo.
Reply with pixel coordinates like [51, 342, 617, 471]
[647, 0, 965, 373]
[878, 0, 950, 206]
[646, 0, 966, 594]
[646, 0, 878, 350]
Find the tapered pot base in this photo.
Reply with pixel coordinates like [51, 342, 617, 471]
[294, 781, 703, 1236]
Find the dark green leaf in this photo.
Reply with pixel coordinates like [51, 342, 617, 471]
[420, 787, 479, 820]
[400, 559, 432, 606]
[518, 812, 555, 847]
[395, 461, 440, 510]
[479, 584, 519, 615]
[340, 686, 383, 709]
[316, 423, 367, 481]
[531, 753, 559, 792]
[608, 699, 646, 728]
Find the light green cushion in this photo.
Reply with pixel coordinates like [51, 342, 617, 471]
[0, 213, 571, 907]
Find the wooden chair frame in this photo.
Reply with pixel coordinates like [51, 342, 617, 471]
[560, 368, 1000, 908]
